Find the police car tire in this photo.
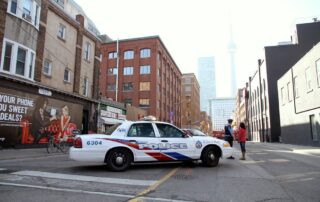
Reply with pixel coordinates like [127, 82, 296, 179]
[201, 147, 219, 167]
[107, 148, 132, 172]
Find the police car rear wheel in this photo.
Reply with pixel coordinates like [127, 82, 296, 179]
[201, 147, 219, 167]
[107, 148, 132, 172]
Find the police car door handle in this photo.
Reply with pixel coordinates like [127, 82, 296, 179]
[161, 140, 168, 142]
[129, 140, 137, 143]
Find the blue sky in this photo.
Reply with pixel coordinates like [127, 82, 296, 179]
[74, 0, 320, 97]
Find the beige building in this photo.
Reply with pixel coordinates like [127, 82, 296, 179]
[0, 0, 102, 147]
[181, 73, 200, 129]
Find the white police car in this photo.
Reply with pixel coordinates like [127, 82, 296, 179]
[69, 117, 233, 171]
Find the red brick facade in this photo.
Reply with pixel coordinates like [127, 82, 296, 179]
[0, 0, 8, 64]
[100, 37, 182, 126]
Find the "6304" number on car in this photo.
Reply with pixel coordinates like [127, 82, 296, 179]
[87, 140, 102, 146]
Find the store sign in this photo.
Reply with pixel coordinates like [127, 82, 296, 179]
[106, 106, 122, 114]
[101, 110, 117, 118]
[118, 114, 126, 120]
[39, 88, 52, 96]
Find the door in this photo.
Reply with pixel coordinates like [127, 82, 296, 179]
[126, 123, 161, 162]
[155, 123, 196, 160]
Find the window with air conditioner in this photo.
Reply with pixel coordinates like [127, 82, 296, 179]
[7, 0, 41, 29]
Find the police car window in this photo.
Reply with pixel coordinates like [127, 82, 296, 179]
[128, 123, 155, 138]
[105, 123, 121, 135]
[156, 124, 184, 138]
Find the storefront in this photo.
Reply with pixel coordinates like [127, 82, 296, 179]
[0, 76, 97, 147]
[98, 100, 126, 133]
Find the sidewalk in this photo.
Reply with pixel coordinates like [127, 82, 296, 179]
[247, 141, 320, 157]
[0, 147, 65, 161]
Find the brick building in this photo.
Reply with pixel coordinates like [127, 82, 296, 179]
[0, 0, 101, 147]
[181, 73, 200, 129]
[100, 36, 182, 126]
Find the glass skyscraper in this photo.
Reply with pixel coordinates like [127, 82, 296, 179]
[197, 57, 216, 113]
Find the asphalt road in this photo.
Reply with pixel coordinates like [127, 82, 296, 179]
[0, 142, 319, 202]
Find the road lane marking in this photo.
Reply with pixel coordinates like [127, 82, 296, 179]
[12, 170, 156, 186]
[0, 168, 7, 171]
[0, 182, 189, 201]
[129, 167, 181, 202]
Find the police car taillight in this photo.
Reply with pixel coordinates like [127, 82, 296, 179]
[74, 137, 82, 148]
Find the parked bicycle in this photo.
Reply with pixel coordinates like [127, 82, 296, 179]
[46, 134, 70, 154]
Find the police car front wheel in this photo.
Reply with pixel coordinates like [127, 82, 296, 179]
[106, 148, 132, 172]
[201, 147, 220, 167]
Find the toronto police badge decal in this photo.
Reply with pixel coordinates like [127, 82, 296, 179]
[195, 140, 202, 149]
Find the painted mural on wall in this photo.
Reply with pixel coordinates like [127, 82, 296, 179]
[0, 88, 82, 147]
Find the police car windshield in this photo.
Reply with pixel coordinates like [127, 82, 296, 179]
[105, 123, 121, 135]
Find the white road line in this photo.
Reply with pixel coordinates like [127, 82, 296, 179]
[0, 168, 7, 171]
[0, 182, 189, 202]
[12, 170, 156, 186]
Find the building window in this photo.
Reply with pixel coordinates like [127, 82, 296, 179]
[7, 0, 41, 28]
[84, 42, 91, 61]
[83, 77, 89, 96]
[16, 48, 26, 76]
[10, 0, 17, 14]
[123, 66, 133, 75]
[53, 0, 64, 8]
[124, 98, 132, 106]
[185, 86, 191, 92]
[287, 82, 292, 102]
[43, 59, 52, 76]
[108, 52, 117, 59]
[157, 52, 161, 62]
[0, 39, 35, 80]
[58, 24, 66, 39]
[281, 87, 285, 105]
[316, 59, 320, 87]
[124, 50, 134, 60]
[140, 82, 150, 91]
[140, 65, 150, 74]
[3, 43, 13, 72]
[310, 114, 319, 141]
[108, 67, 118, 75]
[139, 99, 150, 108]
[293, 76, 299, 98]
[140, 48, 151, 58]
[22, 0, 32, 16]
[107, 83, 116, 91]
[305, 67, 312, 92]
[123, 82, 133, 91]
[63, 68, 70, 82]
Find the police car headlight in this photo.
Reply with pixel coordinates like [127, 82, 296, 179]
[223, 142, 230, 147]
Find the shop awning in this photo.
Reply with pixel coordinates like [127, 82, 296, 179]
[100, 117, 124, 125]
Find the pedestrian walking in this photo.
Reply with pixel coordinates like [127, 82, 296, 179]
[224, 119, 234, 159]
[238, 122, 247, 160]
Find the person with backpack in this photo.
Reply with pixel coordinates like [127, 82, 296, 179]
[224, 119, 234, 159]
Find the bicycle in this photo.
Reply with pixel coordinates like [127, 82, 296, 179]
[46, 134, 70, 154]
